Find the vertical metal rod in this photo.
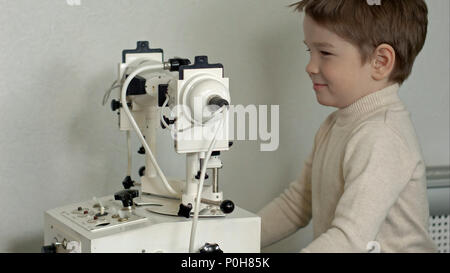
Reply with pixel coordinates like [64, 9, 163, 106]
[212, 168, 219, 193]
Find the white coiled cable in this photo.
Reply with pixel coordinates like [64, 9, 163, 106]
[189, 106, 227, 253]
[120, 64, 178, 195]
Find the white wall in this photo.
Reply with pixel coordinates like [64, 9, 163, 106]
[0, 0, 447, 252]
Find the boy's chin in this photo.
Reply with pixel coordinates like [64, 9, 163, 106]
[315, 94, 339, 108]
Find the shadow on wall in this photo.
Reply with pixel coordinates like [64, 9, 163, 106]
[8, 232, 43, 253]
[37, 58, 117, 196]
[5, 62, 119, 253]
[254, 13, 316, 252]
[258, 22, 302, 104]
[66, 65, 121, 194]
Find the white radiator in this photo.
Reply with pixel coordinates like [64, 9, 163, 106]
[429, 215, 449, 253]
[426, 166, 450, 253]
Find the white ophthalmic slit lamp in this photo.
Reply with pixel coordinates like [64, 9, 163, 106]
[42, 41, 260, 253]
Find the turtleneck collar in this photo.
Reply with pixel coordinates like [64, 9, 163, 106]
[334, 83, 401, 126]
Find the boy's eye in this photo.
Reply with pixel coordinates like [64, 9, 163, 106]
[305, 48, 332, 56]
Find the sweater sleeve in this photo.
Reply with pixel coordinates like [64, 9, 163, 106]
[301, 123, 416, 253]
[257, 150, 313, 248]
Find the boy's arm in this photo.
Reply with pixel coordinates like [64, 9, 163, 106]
[301, 123, 416, 253]
[257, 113, 335, 249]
[257, 150, 313, 248]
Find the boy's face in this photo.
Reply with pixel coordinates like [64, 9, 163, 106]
[303, 15, 376, 109]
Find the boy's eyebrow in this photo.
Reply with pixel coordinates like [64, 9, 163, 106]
[303, 40, 335, 48]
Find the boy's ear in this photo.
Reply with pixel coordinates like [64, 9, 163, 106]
[371, 43, 396, 81]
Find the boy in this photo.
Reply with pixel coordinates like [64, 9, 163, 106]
[257, 0, 437, 252]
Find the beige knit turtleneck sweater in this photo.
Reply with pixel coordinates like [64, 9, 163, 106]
[257, 84, 437, 253]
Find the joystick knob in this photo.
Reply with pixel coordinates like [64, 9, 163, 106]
[114, 189, 139, 207]
[219, 200, 234, 214]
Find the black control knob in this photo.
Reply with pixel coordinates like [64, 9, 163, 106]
[122, 176, 135, 189]
[195, 170, 209, 180]
[111, 99, 121, 111]
[220, 200, 234, 214]
[137, 146, 145, 154]
[178, 203, 193, 218]
[114, 189, 139, 207]
[138, 166, 146, 177]
[161, 116, 176, 129]
[199, 243, 223, 253]
[169, 58, 191, 72]
[41, 244, 57, 253]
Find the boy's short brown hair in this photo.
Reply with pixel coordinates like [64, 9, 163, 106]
[291, 0, 428, 85]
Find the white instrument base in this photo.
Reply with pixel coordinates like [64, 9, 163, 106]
[44, 195, 260, 253]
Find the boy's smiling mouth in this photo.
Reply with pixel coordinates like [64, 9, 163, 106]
[313, 83, 328, 91]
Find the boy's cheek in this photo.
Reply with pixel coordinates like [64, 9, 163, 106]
[321, 65, 340, 84]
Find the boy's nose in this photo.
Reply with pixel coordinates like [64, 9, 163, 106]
[306, 58, 319, 75]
